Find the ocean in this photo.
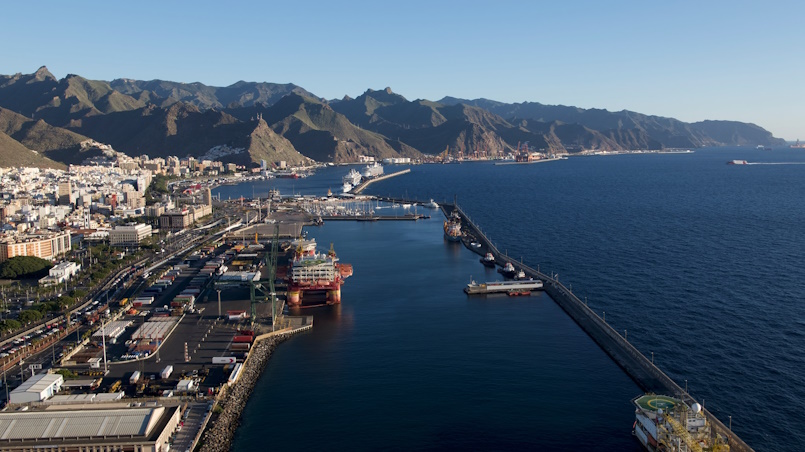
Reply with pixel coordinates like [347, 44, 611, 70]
[221, 148, 805, 451]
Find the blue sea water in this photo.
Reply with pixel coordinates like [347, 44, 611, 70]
[223, 149, 805, 451]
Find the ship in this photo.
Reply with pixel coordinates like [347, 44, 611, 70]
[443, 210, 462, 242]
[426, 199, 439, 209]
[790, 139, 805, 148]
[632, 394, 730, 452]
[286, 239, 353, 308]
[342, 182, 353, 193]
[464, 279, 544, 294]
[498, 262, 516, 278]
[480, 252, 496, 267]
[343, 169, 362, 188]
[362, 162, 384, 178]
[727, 160, 748, 165]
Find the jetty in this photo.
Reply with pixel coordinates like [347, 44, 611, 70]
[442, 203, 754, 452]
[351, 169, 411, 194]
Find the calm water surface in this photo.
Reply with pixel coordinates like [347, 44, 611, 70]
[222, 148, 805, 451]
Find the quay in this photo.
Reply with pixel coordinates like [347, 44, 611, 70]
[351, 169, 411, 194]
[318, 213, 429, 221]
[442, 203, 754, 452]
[493, 157, 565, 166]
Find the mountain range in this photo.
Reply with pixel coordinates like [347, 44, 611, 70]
[0, 66, 786, 168]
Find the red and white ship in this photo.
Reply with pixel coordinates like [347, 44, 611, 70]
[287, 239, 352, 307]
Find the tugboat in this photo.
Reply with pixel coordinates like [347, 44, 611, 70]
[514, 269, 527, 280]
[480, 252, 496, 267]
[507, 289, 531, 297]
[498, 262, 516, 278]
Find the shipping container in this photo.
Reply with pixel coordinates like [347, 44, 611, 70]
[232, 335, 253, 343]
[230, 343, 250, 351]
[130, 371, 141, 384]
[160, 365, 173, 379]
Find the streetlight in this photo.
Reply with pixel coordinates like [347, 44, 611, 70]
[651, 352, 654, 364]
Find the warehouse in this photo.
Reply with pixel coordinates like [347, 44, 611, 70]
[0, 405, 180, 452]
[8, 373, 63, 404]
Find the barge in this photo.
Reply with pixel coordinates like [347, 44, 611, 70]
[464, 279, 544, 295]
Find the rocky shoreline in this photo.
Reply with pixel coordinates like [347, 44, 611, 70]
[198, 333, 290, 452]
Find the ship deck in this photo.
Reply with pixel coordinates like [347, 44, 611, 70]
[634, 394, 680, 412]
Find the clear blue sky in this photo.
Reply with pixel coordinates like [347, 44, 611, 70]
[2, 1, 803, 139]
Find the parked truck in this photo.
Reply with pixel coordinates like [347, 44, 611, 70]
[130, 370, 141, 385]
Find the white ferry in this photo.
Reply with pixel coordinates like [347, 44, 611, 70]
[362, 162, 384, 178]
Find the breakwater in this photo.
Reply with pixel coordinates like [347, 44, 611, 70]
[351, 169, 411, 194]
[445, 203, 754, 452]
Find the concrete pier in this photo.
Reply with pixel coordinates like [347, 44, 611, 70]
[443, 203, 754, 452]
[351, 169, 411, 194]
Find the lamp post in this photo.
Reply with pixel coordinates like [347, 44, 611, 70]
[651, 352, 654, 364]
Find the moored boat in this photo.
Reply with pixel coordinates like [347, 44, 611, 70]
[480, 252, 496, 267]
[498, 262, 516, 278]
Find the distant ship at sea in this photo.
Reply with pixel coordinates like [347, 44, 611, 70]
[791, 139, 805, 149]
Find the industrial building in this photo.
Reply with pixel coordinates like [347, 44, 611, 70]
[0, 405, 180, 452]
[8, 373, 63, 404]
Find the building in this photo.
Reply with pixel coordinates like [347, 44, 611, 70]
[0, 230, 71, 262]
[57, 179, 72, 205]
[0, 405, 180, 452]
[109, 223, 152, 246]
[159, 210, 192, 231]
[9, 373, 63, 404]
[145, 204, 165, 218]
[202, 187, 212, 206]
[39, 260, 81, 286]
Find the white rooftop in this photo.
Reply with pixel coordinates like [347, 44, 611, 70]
[0, 407, 164, 440]
[10, 373, 63, 396]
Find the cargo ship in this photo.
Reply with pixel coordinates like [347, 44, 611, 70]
[632, 394, 729, 451]
[444, 211, 462, 242]
[287, 239, 353, 307]
[362, 162, 384, 178]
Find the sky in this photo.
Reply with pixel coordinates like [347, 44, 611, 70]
[1, 0, 803, 139]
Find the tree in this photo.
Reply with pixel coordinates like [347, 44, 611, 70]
[0, 319, 21, 332]
[18, 309, 43, 324]
[0, 256, 53, 279]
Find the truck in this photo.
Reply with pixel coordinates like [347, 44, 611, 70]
[212, 356, 237, 364]
[230, 343, 250, 351]
[160, 365, 173, 379]
[130, 370, 141, 384]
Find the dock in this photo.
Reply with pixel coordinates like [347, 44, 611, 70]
[351, 169, 411, 194]
[442, 203, 755, 452]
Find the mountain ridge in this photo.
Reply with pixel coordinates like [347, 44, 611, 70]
[0, 67, 787, 168]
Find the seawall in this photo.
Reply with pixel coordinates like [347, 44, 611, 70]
[196, 320, 313, 452]
[445, 203, 754, 452]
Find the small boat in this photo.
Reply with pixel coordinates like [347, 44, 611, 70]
[515, 269, 527, 280]
[727, 160, 748, 165]
[498, 262, 516, 278]
[507, 289, 531, 297]
[480, 252, 496, 267]
[426, 199, 439, 209]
